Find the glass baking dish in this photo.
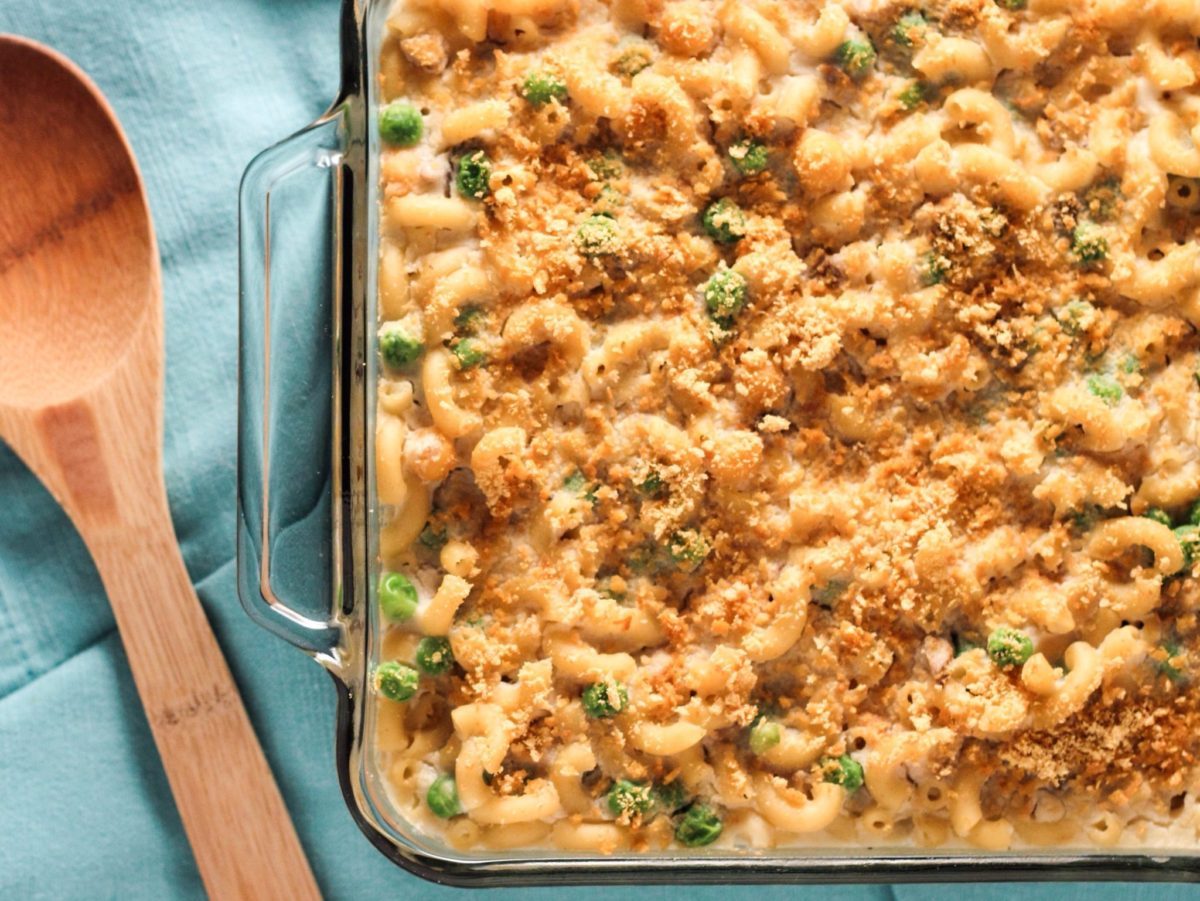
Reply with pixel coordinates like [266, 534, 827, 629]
[235, 0, 1200, 885]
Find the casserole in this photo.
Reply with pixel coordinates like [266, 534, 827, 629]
[238, 0, 1200, 884]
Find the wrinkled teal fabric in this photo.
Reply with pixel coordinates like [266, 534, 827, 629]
[0, 1, 1198, 898]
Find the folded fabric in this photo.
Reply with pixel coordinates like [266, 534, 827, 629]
[0, 1, 1196, 899]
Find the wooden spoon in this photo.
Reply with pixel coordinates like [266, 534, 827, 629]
[0, 36, 321, 900]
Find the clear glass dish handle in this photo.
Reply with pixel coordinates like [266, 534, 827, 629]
[237, 111, 348, 670]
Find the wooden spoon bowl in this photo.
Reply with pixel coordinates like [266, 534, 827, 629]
[0, 36, 320, 900]
[0, 39, 150, 407]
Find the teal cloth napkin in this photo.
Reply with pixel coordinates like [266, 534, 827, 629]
[0, 1, 1197, 898]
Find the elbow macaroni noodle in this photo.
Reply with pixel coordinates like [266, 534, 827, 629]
[371, 0, 1200, 854]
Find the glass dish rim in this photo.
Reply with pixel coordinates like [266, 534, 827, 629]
[237, 0, 1200, 885]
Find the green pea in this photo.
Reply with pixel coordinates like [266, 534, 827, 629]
[613, 45, 653, 78]
[587, 152, 624, 181]
[451, 337, 487, 369]
[1068, 505, 1101, 536]
[455, 150, 491, 200]
[563, 470, 599, 505]
[668, 529, 710, 571]
[379, 571, 419, 622]
[1086, 374, 1123, 406]
[522, 72, 568, 106]
[1055, 298, 1096, 336]
[1144, 508, 1173, 528]
[654, 779, 688, 813]
[1081, 178, 1121, 223]
[675, 804, 723, 847]
[701, 198, 746, 244]
[749, 718, 781, 755]
[1175, 525, 1200, 572]
[1187, 500, 1200, 526]
[987, 626, 1034, 669]
[1156, 639, 1185, 681]
[379, 102, 423, 146]
[729, 139, 768, 176]
[891, 10, 928, 47]
[898, 81, 932, 110]
[594, 183, 624, 217]
[575, 213, 620, 256]
[628, 542, 666, 575]
[812, 579, 848, 609]
[607, 779, 655, 817]
[596, 576, 627, 603]
[1156, 640, 1186, 683]
[418, 522, 448, 551]
[582, 680, 628, 718]
[634, 470, 665, 498]
[834, 39, 876, 81]
[452, 305, 484, 334]
[1072, 221, 1108, 264]
[921, 251, 949, 286]
[822, 754, 864, 792]
[704, 268, 748, 324]
[426, 774, 462, 818]
[374, 661, 419, 701]
[379, 328, 423, 368]
[415, 636, 455, 675]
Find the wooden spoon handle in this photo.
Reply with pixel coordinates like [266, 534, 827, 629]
[89, 512, 321, 900]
